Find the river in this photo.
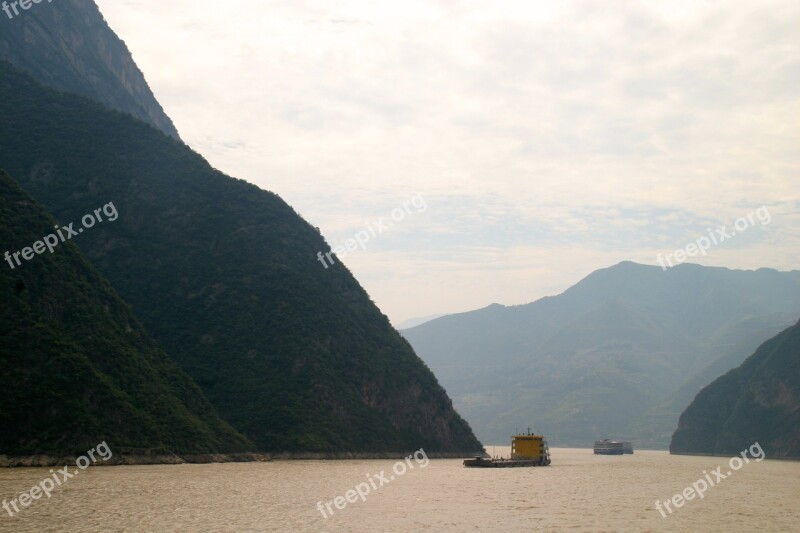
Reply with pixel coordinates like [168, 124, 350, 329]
[0, 448, 797, 531]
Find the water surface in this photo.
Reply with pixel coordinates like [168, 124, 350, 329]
[0, 448, 797, 531]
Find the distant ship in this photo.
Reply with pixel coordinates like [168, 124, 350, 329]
[593, 439, 633, 455]
[622, 441, 634, 454]
[464, 429, 551, 467]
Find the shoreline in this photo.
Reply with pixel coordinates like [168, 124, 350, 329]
[0, 450, 486, 467]
[269, 450, 486, 460]
[670, 451, 800, 461]
[0, 453, 272, 468]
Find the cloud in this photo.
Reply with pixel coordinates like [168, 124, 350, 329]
[96, 0, 800, 322]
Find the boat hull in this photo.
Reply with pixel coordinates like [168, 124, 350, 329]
[463, 457, 550, 468]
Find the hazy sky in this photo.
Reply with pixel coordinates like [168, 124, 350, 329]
[95, 0, 798, 325]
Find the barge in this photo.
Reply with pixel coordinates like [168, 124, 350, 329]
[464, 429, 551, 468]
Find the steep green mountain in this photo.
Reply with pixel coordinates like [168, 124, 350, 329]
[670, 319, 800, 458]
[0, 169, 251, 456]
[0, 0, 179, 140]
[401, 261, 800, 448]
[626, 316, 793, 445]
[0, 62, 481, 454]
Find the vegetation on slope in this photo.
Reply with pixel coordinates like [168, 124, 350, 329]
[0, 170, 252, 456]
[670, 319, 800, 458]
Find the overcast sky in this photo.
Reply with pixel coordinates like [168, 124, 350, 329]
[95, 0, 799, 325]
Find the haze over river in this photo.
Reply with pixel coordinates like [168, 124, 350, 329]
[1, 448, 797, 531]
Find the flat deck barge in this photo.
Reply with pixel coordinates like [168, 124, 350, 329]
[464, 429, 551, 468]
[463, 457, 545, 468]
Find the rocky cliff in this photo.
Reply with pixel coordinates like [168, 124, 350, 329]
[0, 0, 180, 140]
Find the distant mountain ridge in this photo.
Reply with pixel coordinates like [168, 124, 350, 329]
[402, 261, 800, 448]
[397, 313, 447, 330]
[0, 0, 180, 140]
[671, 319, 800, 458]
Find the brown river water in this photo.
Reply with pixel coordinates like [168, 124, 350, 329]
[0, 448, 797, 532]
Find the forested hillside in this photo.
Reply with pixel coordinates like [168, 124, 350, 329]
[0, 62, 482, 454]
[671, 319, 800, 458]
[0, 170, 251, 456]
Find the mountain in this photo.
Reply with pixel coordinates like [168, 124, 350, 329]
[401, 261, 800, 448]
[0, 61, 482, 454]
[0, 0, 179, 140]
[397, 314, 447, 330]
[670, 319, 800, 458]
[0, 169, 251, 457]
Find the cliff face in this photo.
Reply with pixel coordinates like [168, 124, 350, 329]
[0, 0, 180, 140]
[670, 319, 800, 458]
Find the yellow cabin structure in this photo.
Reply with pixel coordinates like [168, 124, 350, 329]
[511, 429, 551, 465]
